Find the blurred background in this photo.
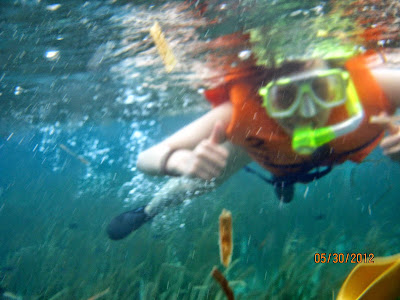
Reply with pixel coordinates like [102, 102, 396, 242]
[0, 0, 399, 298]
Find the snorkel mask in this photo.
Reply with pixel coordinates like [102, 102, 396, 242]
[259, 68, 364, 155]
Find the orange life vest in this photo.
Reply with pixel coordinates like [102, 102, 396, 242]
[205, 51, 394, 177]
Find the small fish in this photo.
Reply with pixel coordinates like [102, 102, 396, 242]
[313, 213, 326, 221]
[68, 223, 78, 230]
[0, 266, 14, 272]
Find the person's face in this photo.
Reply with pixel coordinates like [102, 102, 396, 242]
[273, 61, 331, 135]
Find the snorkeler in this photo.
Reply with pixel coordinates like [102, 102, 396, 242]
[106, 44, 400, 240]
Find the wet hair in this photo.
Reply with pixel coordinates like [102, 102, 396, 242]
[255, 58, 329, 89]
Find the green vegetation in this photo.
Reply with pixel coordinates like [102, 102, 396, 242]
[245, 1, 360, 66]
[1, 181, 398, 299]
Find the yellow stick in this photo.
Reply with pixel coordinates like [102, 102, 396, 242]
[149, 21, 177, 73]
[219, 209, 233, 268]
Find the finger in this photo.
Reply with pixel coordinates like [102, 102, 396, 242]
[370, 112, 390, 125]
[370, 113, 400, 135]
[198, 155, 224, 175]
[202, 141, 229, 159]
[208, 121, 226, 145]
[195, 143, 228, 169]
[198, 155, 226, 174]
[383, 143, 400, 156]
[386, 122, 400, 135]
[380, 132, 400, 149]
[189, 161, 221, 180]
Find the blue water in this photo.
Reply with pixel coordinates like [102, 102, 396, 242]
[1, 0, 400, 299]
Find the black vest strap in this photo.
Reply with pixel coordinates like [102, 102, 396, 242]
[244, 132, 382, 186]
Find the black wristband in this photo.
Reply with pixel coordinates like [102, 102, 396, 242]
[160, 148, 176, 175]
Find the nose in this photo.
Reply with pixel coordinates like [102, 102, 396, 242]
[299, 94, 317, 118]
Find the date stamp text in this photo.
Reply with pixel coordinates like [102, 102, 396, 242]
[314, 253, 374, 264]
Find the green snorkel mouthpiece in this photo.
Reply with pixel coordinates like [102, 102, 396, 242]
[292, 126, 335, 155]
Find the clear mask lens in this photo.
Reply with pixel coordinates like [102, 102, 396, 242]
[263, 69, 348, 118]
[311, 74, 346, 105]
[269, 83, 298, 112]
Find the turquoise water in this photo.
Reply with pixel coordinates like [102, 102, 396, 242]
[1, 1, 400, 299]
[2, 118, 400, 299]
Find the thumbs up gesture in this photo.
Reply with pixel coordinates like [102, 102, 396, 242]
[166, 121, 229, 180]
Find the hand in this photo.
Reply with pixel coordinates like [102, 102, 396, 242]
[166, 121, 229, 180]
[371, 113, 400, 161]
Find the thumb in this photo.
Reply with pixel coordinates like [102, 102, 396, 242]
[208, 121, 226, 144]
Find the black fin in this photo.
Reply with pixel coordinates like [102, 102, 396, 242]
[107, 206, 151, 240]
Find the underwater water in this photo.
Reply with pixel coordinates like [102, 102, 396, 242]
[1, 0, 400, 299]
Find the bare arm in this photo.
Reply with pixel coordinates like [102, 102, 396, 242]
[144, 142, 251, 217]
[136, 101, 252, 217]
[137, 101, 235, 177]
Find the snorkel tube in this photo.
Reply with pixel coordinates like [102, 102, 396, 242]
[292, 78, 364, 155]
